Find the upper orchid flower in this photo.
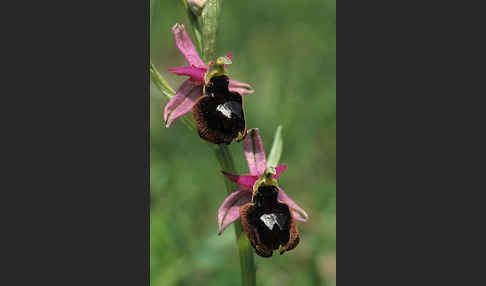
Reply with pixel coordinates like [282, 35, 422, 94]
[217, 128, 308, 257]
[164, 23, 254, 144]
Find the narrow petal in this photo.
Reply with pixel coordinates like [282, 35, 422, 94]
[274, 164, 288, 179]
[243, 128, 267, 176]
[221, 171, 259, 190]
[217, 190, 252, 235]
[164, 79, 203, 127]
[277, 187, 309, 222]
[223, 54, 232, 68]
[229, 79, 254, 95]
[172, 23, 206, 68]
[168, 66, 206, 83]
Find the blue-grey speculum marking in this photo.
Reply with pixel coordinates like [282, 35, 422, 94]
[216, 101, 243, 119]
[260, 213, 286, 230]
[216, 104, 232, 118]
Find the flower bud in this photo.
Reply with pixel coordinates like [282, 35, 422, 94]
[188, 0, 206, 16]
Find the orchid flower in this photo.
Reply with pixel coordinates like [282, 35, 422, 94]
[164, 23, 254, 144]
[217, 128, 308, 257]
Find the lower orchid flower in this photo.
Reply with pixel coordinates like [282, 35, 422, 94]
[217, 128, 308, 257]
[164, 23, 254, 144]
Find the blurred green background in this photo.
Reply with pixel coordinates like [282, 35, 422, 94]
[150, 0, 335, 285]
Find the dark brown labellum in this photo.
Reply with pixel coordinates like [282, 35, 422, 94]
[192, 75, 246, 144]
[240, 185, 300, 257]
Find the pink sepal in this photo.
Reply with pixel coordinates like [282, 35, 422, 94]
[217, 190, 252, 235]
[243, 128, 267, 176]
[163, 79, 203, 127]
[277, 187, 309, 222]
[172, 23, 206, 68]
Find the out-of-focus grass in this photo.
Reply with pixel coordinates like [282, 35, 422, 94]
[150, 1, 335, 285]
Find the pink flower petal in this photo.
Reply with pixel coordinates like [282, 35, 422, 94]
[223, 54, 232, 68]
[168, 66, 206, 83]
[274, 164, 288, 179]
[229, 79, 254, 95]
[172, 23, 206, 68]
[243, 128, 267, 176]
[164, 79, 203, 127]
[221, 171, 259, 190]
[277, 187, 308, 222]
[217, 190, 252, 235]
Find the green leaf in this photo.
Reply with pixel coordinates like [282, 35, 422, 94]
[267, 125, 283, 168]
[150, 60, 176, 98]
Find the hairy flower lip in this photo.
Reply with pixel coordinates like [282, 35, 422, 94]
[239, 185, 300, 258]
[163, 23, 254, 135]
[192, 74, 247, 144]
[217, 128, 308, 240]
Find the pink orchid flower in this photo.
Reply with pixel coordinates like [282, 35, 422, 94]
[217, 128, 308, 236]
[164, 23, 254, 128]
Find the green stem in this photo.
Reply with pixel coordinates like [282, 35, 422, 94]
[152, 0, 257, 284]
[201, 0, 256, 284]
[200, 1, 256, 285]
[150, 60, 176, 97]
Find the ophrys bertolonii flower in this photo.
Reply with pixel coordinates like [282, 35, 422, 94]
[164, 23, 254, 144]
